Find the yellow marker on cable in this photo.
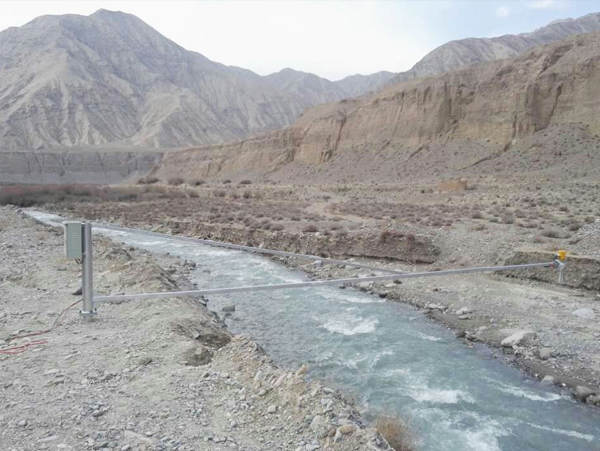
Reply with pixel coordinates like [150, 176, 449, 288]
[558, 250, 567, 261]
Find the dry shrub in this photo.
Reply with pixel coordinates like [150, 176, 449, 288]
[243, 190, 252, 199]
[239, 179, 252, 185]
[214, 190, 227, 198]
[168, 177, 184, 186]
[190, 179, 205, 186]
[137, 176, 159, 185]
[541, 229, 561, 238]
[375, 415, 417, 451]
[568, 222, 582, 232]
[469, 224, 486, 231]
[302, 224, 318, 233]
[222, 179, 232, 184]
[471, 211, 483, 219]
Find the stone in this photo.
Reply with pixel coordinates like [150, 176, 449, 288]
[427, 303, 444, 310]
[338, 424, 356, 434]
[222, 305, 236, 313]
[305, 445, 320, 451]
[295, 365, 308, 377]
[17, 419, 27, 427]
[539, 348, 552, 360]
[541, 375, 555, 385]
[574, 386, 595, 402]
[586, 395, 600, 406]
[309, 415, 324, 431]
[138, 357, 153, 366]
[571, 308, 595, 320]
[334, 429, 343, 443]
[456, 307, 473, 315]
[455, 330, 466, 338]
[501, 331, 537, 347]
[267, 405, 277, 414]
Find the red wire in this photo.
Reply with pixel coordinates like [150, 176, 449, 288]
[0, 299, 83, 356]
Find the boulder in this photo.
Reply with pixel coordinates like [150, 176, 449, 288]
[571, 308, 595, 320]
[539, 348, 552, 360]
[501, 330, 537, 347]
[541, 375, 555, 385]
[574, 386, 595, 402]
[222, 305, 236, 313]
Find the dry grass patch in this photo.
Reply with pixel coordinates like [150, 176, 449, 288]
[375, 415, 418, 451]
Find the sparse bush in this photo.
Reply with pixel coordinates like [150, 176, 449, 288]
[471, 211, 483, 219]
[137, 176, 160, 185]
[222, 179, 231, 184]
[302, 224, 318, 233]
[375, 415, 417, 451]
[191, 179, 205, 186]
[541, 229, 561, 238]
[168, 177, 184, 186]
[239, 180, 252, 185]
[501, 215, 514, 224]
[469, 224, 486, 231]
[243, 190, 252, 199]
[214, 190, 227, 198]
[271, 224, 284, 231]
[568, 222, 582, 232]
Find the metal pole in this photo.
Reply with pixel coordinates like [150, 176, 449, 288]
[81, 222, 96, 317]
[93, 261, 554, 304]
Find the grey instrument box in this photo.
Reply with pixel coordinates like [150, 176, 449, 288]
[64, 221, 83, 259]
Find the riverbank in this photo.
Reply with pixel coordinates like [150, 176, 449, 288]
[0, 207, 395, 451]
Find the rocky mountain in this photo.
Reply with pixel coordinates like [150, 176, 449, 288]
[390, 11, 600, 84]
[155, 31, 600, 183]
[333, 71, 397, 98]
[0, 10, 319, 150]
[262, 68, 349, 107]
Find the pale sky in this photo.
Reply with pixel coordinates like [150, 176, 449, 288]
[1, 0, 599, 80]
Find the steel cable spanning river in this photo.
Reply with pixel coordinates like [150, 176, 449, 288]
[29, 211, 600, 451]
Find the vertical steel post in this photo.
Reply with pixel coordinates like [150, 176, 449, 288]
[81, 222, 96, 317]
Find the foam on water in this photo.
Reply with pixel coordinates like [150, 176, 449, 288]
[322, 316, 378, 335]
[462, 419, 509, 451]
[526, 423, 594, 442]
[492, 380, 563, 402]
[408, 388, 474, 404]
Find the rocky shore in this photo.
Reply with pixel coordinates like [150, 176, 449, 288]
[0, 207, 393, 451]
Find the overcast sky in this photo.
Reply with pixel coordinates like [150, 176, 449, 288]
[1, 0, 599, 80]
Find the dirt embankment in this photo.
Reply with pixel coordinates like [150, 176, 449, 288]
[0, 207, 395, 451]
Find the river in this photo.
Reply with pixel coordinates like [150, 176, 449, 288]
[28, 211, 600, 451]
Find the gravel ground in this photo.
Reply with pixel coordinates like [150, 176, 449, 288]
[0, 207, 391, 451]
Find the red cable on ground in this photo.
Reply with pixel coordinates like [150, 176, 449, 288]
[0, 299, 83, 356]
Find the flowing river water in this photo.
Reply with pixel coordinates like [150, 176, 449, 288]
[29, 211, 600, 451]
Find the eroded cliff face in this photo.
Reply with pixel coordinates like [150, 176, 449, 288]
[0, 150, 162, 184]
[155, 32, 600, 183]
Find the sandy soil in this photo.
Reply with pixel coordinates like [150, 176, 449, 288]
[0, 207, 392, 451]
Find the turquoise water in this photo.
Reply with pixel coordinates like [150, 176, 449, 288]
[29, 212, 600, 451]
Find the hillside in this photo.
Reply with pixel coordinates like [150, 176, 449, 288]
[0, 10, 311, 150]
[390, 12, 600, 84]
[155, 32, 600, 183]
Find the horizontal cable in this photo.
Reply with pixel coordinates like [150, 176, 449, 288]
[94, 262, 553, 304]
